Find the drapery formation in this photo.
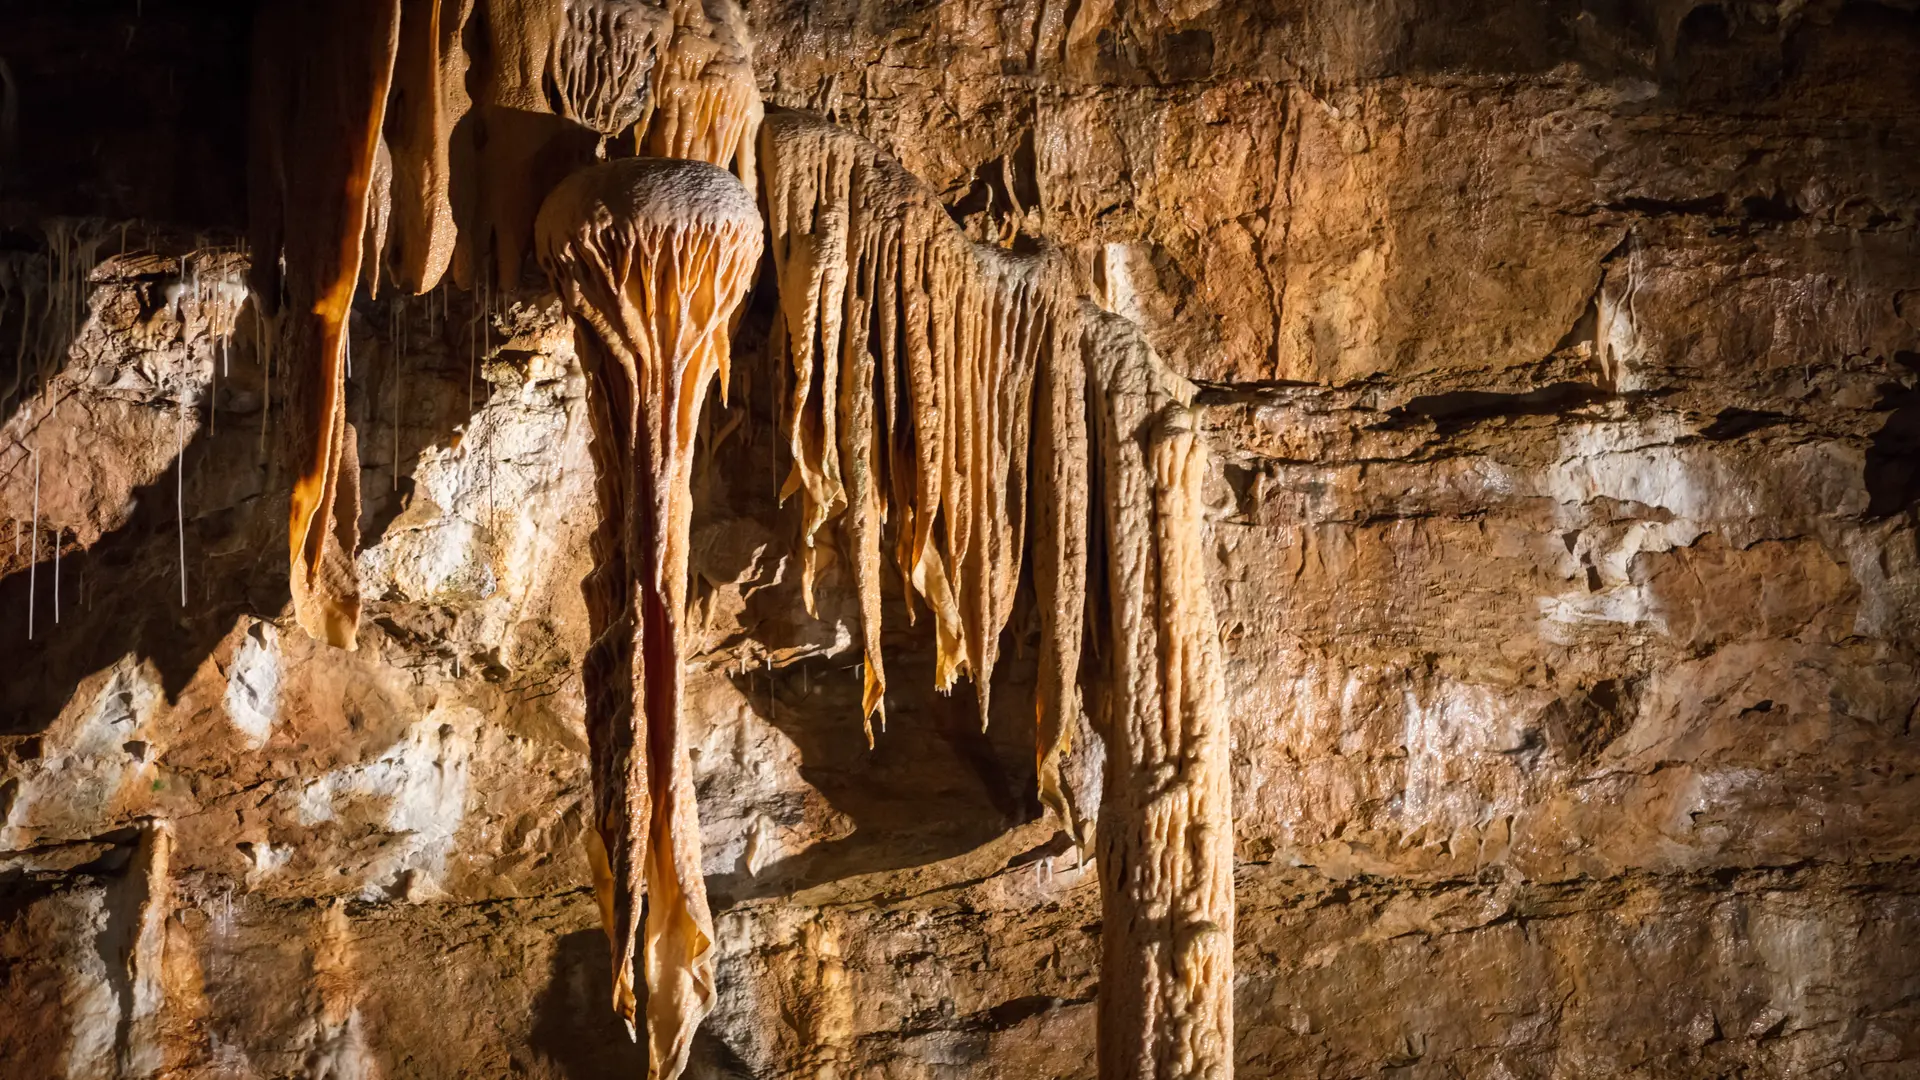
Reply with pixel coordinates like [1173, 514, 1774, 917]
[537, 157, 761, 1078]
[758, 111, 1107, 835]
[759, 113, 1084, 773]
[760, 112, 1233, 1077]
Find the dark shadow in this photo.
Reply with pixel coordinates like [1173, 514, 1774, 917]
[0, 0, 254, 426]
[706, 642, 1042, 909]
[528, 929, 649, 1079]
[688, 1028, 758, 1080]
[349, 288, 505, 546]
[0, 284, 505, 738]
[1376, 381, 1609, 436]
[0, 1, 253, 227]
[1700, 407, 1789, 441]
[1865, 352, 1920, 520]
[0, 398, 280, 736]
[0, 827, 137, 911]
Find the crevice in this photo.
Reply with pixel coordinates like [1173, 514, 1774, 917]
[1374, 382, 1611, 435]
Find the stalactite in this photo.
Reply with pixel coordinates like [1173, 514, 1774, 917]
[759, 110, 1074, 753]
[552, 0, 672, 138]
[363, 137, 394, 298]
[457, 0, 754, 290]
[464, 0, 595, 290]
[256, 307, 275, 463]
[1033, 293, 1090, 838]
[386, 0, 474, 295]
[43, 220, 108, 375]
[249, 0, 403, 648]
[535, 156, 762, 1080]
[242, 9, 1233, 1075]
[257, 0, 765, 655]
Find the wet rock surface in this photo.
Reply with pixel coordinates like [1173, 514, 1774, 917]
[4, 1, 1920, 1077]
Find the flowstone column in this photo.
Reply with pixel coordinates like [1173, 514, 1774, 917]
[535, 157, 762, 1080]
[1087, 308, 1235, 1080]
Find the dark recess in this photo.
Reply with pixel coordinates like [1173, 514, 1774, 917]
[0, 0, 253, 229]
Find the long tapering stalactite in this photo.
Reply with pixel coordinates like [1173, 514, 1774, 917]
[249, 0, 402, 648]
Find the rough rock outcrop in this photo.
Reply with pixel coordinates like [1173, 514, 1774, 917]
[4, 0, 1920, 1077]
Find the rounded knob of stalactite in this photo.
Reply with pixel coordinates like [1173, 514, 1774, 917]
[534, 156, 761, 257]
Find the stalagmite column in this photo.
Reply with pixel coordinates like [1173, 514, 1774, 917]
[1085, 308, 1233, 1080]
[535, 157, 762, 1080]
[122, 819, 177, 1078]
[249, 0, 403, 648]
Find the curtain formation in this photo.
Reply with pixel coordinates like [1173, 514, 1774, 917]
[248, 2, 1229, 1076]
[760, 112, 1234, 1080]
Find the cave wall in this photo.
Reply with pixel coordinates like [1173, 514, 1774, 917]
[4, 1, 1920, 1077]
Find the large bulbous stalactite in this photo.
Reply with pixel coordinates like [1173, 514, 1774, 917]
[462, 0, 755, 292]
[253, 0, 758, 646]
[535, 156, 762, 1078]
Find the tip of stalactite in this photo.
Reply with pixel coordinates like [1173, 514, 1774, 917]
[295, 599, 360, 651]
[1160, 402, 1202, 437]
[324, 617, 360, 652]
[862, 662, 884, 719]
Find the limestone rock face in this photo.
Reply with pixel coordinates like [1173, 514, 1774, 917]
[4, 1, 1920, 1078]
